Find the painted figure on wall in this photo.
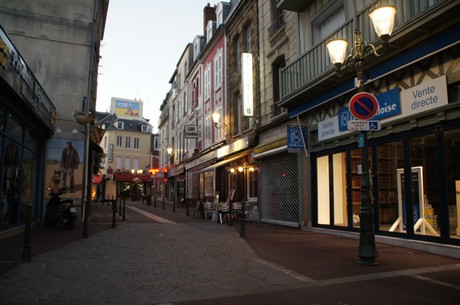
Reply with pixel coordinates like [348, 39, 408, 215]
[60, 141, 80, 193]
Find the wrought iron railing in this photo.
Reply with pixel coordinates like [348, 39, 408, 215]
[268, 10, 286, 37]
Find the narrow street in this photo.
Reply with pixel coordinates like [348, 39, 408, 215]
[1, 201, 459, 305]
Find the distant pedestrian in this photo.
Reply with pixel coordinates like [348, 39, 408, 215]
[60, 141, 80, 192]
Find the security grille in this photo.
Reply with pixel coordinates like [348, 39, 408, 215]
[259, 153, 300, 227]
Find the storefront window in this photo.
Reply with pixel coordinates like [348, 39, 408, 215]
[350, 149, 362, 228]
[1, 141, 21, 227]
[317, 156, 330, 225]
[410, 134, 439, 237]
[333, 153, 347, 227]
[376, 141, 404, 232]
[443, 128, 460, 239]
[247, 168, 258, 201]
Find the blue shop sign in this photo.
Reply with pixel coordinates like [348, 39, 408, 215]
[338, 88, 401, 131]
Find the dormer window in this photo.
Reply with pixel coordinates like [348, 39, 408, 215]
[206, 20, 215, 43]
[141, 125, 151, 133]
[216, 3, 223, 27]
[115, 121, 124, 129]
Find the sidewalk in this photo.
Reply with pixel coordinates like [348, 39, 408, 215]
[1, 199, 459, 305]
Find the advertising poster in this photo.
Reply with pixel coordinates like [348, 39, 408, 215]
[113, 99, 141, 118]
[46, 139, 84, 198]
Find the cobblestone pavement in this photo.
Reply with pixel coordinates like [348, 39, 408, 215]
[0, 221, 311, 305]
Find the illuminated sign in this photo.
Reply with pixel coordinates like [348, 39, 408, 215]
[241, 53, 253, 117]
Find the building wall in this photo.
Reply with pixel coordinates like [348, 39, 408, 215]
[0, 0, 106, 140]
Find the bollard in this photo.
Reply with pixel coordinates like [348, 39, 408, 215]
[22, 205, 32, 261]
[240, 201, 246, 237]
[118, 197, 122, 217]
[111, 200, 117, 228]
[122, 199, 126, 222]
[185, 198, 189, 216]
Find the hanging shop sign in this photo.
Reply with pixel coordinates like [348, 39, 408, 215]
[287, 126, 307, 149]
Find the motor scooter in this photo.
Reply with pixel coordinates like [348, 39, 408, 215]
[44, 191, 77, 230]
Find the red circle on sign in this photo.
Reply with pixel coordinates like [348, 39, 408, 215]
[349, 92, 379, 120]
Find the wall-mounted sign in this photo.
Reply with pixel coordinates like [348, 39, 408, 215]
[241, 52, 253, 117]
[185, 125, 198, 138]
[400, 75, 447, 116]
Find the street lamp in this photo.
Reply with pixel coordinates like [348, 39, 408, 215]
[166, 147, 175, 212]
[326, 4, 396, 265]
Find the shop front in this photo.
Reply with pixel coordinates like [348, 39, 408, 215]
[0, 26, 55, 233]
[306, 45, 460, 246]
[254, 138, 301, 227]
[192, 137, 259, 216]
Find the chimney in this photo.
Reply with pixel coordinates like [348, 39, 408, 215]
[203, 3, 216, 35]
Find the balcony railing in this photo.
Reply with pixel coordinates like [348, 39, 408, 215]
[279, 0, 447, 103]
[268, 10, 286, 37]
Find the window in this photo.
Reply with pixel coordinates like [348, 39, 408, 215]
[204, 115, 211, 147]
[214, 49, 222, 89]
[183, 91, 187, 115]
[272, 56, 287, 116]
[134, 137, 139, 150]
[116, 156, 122, 169]
[153, 135, 159, 150]
[207, 20, 214, 42]
[234, 36, 240, 70]
[125, 136, 131, 149]
[115, 121, 124, 129]
[216, 3, 224, 27]
[116, 135, 122, 148]
[141, 125, 150, 133]
[204, 63, 211, 101]
[247, 168, 259, 201]
[233, 94, 242, 135]
[245, 26, 252, 53]
[312, 2, 345, 46]
[134, 158, 139, 170]
[125, 157, 130, 170]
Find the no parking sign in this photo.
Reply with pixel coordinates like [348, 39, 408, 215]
[349, 92, 379, 120]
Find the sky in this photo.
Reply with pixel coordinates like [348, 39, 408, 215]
[96, 0, 207, 132]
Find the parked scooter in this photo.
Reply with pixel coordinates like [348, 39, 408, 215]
[44, 191, 77, 230]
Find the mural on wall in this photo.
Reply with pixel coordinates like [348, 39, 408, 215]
[46, 139, 83, 198]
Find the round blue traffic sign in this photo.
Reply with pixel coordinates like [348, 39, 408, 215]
[349, 92, 379, 120]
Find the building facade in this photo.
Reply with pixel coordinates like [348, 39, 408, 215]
[277, 0, 460, 254]
[96, 98, 154, 200]
[0, 0, 108, 234]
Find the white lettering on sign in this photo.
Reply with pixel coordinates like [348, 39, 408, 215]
[318, 117, 339, 141]
[401, 75, 447, 116]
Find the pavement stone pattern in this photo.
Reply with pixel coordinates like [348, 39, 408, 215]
[0, 222, 310, 305]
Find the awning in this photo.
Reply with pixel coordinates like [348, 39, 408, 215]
[113, 173, 152, 183]
[194, 153, 248, 174]
[92, 174, 105, 185]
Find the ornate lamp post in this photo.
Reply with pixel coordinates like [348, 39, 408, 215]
[326, 4, 396, 265]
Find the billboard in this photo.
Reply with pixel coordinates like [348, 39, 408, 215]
[111, 98, 143, 119]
